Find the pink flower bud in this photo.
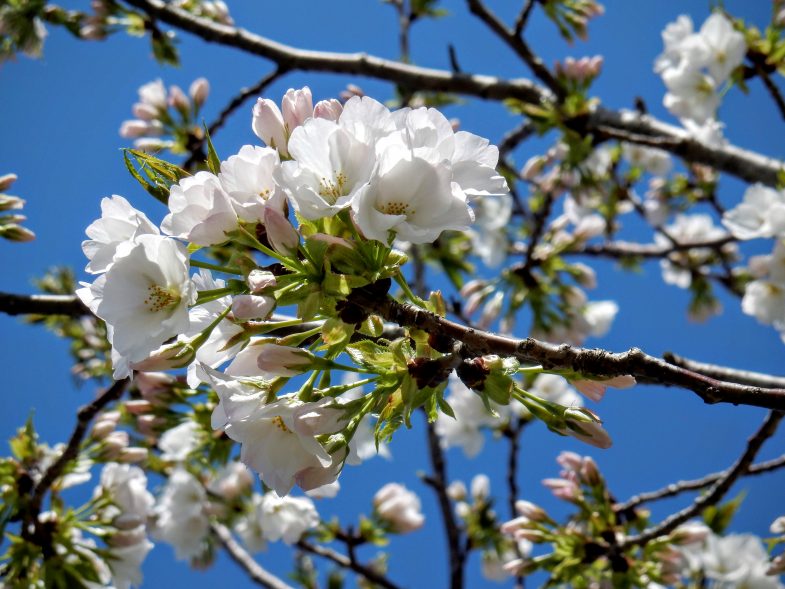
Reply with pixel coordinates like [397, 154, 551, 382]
[124, 400, 153, 415]
[671, 522, 710, 545]
[579, 456, 601, 485]
[137, 414, 165, 437]
[119, 120, 163, 138]
[257, 344, 314, 376]
[281, 87, 314, 131]
[0, 173, 17, 192]
[231, 294, 275, 321]
[132, 102, 159, 121]
[134, 371, 175, 403]
[168, 85, 190, 112]
[556, 451, 583, 472]
[103, 431, 130, 458]
[252, 98, 288, 156]
[118, 447, 149, 463]
[91, 419, 117, 440]
[189, 77, 210, 108]
[500, 516, 532, 535]
[264, 207, 299, 256]
[247, 269, 278, 293]
[542, 478, 580, 502]
[515, 500, 547, 521]
[563, 407, 612, 449]
[313, 99, 343, 121]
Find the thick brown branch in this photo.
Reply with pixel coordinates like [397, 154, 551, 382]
[351, 292, 785, 411]
[120, 0, 785, 187]
[0, 291, 88, 317]
[614, 453, 785, 514]
[211, 522, 295, 589]
[296, 539, 402, 589]
[619, 410, 783, 548]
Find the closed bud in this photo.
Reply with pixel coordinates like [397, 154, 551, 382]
[471, 474, 490, 501]
[579, 456, 601, 485]
[313, 98, 343, 121]
[168, 85, 190, 113]
[130, 339, 196, 372]
[252, 98, 288, 156]
[0, 224, 35, 242]
[124, 400, 153, 415]
[113, 513, 144, 531]
[247, 269, 278, 293]
[117, 447, 149, 463]
[446, 481, 467, 501]
[102, 431, 130, 458]
[132, 103, 159, 121]
[0, 173, 17, 192]
[671, 521, 710, 545]
[189, 77, 210, 108]
[264, 207, 299, 256]
[281, 86, 313, 131]
[91, 419, 117, 440]
[515, 500, 547, 522]
[232, 294, 275, 320]
[257, 344, 316, 377]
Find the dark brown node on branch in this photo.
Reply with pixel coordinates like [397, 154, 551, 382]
[456, 357, 489, 390]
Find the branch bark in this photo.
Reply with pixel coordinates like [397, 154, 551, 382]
[0, 291, 89, 317]
[120, 0, 785, 187]
[351, 292, 785, 411]
[296, 539, 402, 589]
[614, 453, 785, 514]
[211, 522, 295, 589]
[619, 410, 783, 549]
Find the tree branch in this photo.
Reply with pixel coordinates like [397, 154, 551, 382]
[663, 352, 785, 389]
[351, 292, 785, 411]
[119, 0, 785, 187]
[465, 0, 563, 99]
[0, 291, 89, 317]
[211, 522, 295, 589]
[25, 379, 129, 538]
[614, 453, 785, 514]
[423, 419, 465, 589]
[182, 67, 288, 170]
[619, 410, 783, 548]
[296, 539, 402, 589]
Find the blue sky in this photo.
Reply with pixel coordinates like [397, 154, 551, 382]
[1, 1, 784, 587]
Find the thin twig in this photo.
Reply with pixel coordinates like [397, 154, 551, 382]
[424, 419, 466, 589]
[466, 0, 563, 99]
[118, 0, 785, 187]
[504, 419, 526, 589]
[614, 453, 785, 514]
[619, 410, 784, 548]
[513, 0, 536, 37]
[297, 539, 402, 589]
[664, 353, 785, 389]
[211, 522, 295, 589]
[754, 61, 785, 122]
[25, 379, 129, 539]
[182, 67, 287, 170]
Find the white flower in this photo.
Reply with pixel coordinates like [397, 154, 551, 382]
[657, 214, 732, 289]
[77, 234, 196, 365]
[153, 469, 209, 561]
[530, 373, 583, 406]
[481, 541, 532, 582]
[280, 117, 376, 219]
[158, 421, 200, 462]
[352, 152, 472, 244]
[252, 97, 288, 156]
[107, 539, 154, 589]
[373, 483, 424, 534]
[723, 183, 785, 240]
[469, 194, 512, 267]
[137, 79, 168, 110]
[695, 13, 746, 84]
[96, 463, 154, 521]
[161, 171, 238, 246]
[686, 533, 783, 588]
[655, 15, 695, 74]
[251, 492, 319, 546]
[231, 294, 276, 321]
[205, 367, 347, 495]
[662, 64, 720, 123]
[208, 461, 253, 500]
[621, 143, 672, 177]
[218, 145, 284, 223]
[742, 243, 785, 338]
[82, 195, 159, 274]
[183, 269, 243, 388]
[435, 375, 506, 458]
[281, 86, 314, 132]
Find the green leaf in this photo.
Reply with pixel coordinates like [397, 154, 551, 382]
[703, 491, 746, 534]
[203, 124, 221, 175]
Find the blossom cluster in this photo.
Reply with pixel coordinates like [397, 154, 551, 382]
[656, 12, 746, 124]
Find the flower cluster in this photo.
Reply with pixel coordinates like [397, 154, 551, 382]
[120, 77, 211, 153]
[656, 12, 746, 124]
[0, 173, 35, 242]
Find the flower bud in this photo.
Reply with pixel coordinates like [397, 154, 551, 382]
[579, 456, 601, 486]
[136, 414, 165, 437]
[134, 371, 175, 404]
[247, 269, 278, 293]
[515, 500, 547, 522]
[264, 207, 300, 256]
[556, 451, 583, 472]
[252, 98, 288, 156]
[120, 119, 163, 138]
[130, 339, 197, 372]
[281, 87, 313, 132]
[563, 407, 612, 449]
[471, 474, 490, 501]
[132, 103, 159, 121]
[124, 400, 153, 415]
[189, 77, 210, 108]
[168, 84, 190, 113]
[446, 481, 467, 501]
[113, 513, 144, 531]
[374, 483, 425, 534]
[91, 419, 117, 440]
[0, 173, 17, 192]
[314, 99, 343, 121]
[772, 516, 785, 535]
[103, 431, 130, 458]
[671, 521, 710, 545]
[232, 294, 275, 321]
[117, 447, 149, 463]
[0, 223, 35, 242]
[257, 344, 315, 377]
